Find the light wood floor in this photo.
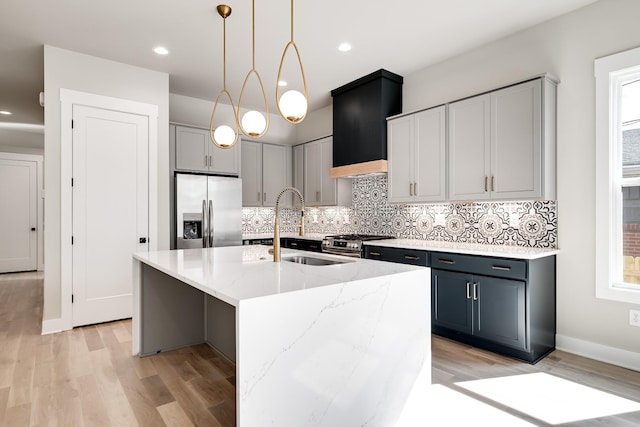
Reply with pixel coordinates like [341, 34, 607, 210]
[2, 271, 640, 426]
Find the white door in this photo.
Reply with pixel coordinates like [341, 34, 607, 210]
[0, 158, 37, 272]
[72, 105, 149, 327]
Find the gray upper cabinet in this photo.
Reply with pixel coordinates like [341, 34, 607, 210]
[241, 140, 292, 207]
[388, 105, 447, 203]
[241, 140, 262, 207]
[293, 144, 304, 197]
[448, 77, 556, 201]
[174, 125, 240, 176]
[303, 136, 351, 207]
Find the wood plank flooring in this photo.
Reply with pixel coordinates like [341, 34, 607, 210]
[1, 271, 640, 426]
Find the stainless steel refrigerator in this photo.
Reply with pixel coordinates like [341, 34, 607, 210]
[175, 174, 242, 249]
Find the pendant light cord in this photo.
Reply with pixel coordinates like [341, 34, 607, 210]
[290, 0, 294, 42]
[252, 0, 256, 69]
[223, 15, 227, 90]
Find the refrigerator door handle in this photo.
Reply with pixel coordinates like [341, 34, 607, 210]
[202, 199, 208, 248]
[209, 200, 214, 247]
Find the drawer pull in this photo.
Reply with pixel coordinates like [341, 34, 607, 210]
[404, 255, 419, 261]
[290, 242, 298, 247]
[309, 244, 318, 249]
[369, 251, 381, 256]
[491, 265, 511, 271]
[438, 259, 455, 265]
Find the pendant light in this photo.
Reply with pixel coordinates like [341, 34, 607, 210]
[209, 4, 239, 149]
[237, 0, 269, 138]
[276, 0, 308, 124]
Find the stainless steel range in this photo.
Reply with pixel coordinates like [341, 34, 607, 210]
[322, 234, 393, 258]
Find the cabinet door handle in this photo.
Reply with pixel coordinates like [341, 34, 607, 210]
[263, 192, 266, 202]
[369, 251, 381, 257]
[316, 191, 320, 202]
[491, 175, 495, 192]
[404, 255, 419, 261]
[414, 182, 417, 195]
[257, 191, 261, 202]
[437, 259, 455, 265]
[409, 182, 413, 196]
[466, 282, 471, 299]
[491, 265, 511, 271]
[205, 155, 208, 167]
[473, 282, 478, 301]
[484, 176, 488, 192]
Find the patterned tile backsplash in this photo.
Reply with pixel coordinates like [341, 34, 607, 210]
[242, 175, 557, 248]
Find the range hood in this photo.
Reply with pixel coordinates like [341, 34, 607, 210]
[330, 69, 403, 178]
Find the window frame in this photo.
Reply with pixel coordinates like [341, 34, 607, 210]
[595, 46, 640, 304]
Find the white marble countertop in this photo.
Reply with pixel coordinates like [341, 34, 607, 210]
[364, 239, 558, 260]
[242, 232, 326, 241]
[133, 245, 424, 307]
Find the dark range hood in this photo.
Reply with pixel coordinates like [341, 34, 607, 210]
[330, 69, 403, 178]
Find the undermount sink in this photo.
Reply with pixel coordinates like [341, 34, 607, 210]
[284, 255, 354, 266]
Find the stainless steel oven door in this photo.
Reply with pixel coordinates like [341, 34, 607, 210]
[321, 247, 362, 258]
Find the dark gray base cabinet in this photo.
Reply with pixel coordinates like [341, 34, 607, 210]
[431, 252, 555, 364]
[432, 270, 526, 351]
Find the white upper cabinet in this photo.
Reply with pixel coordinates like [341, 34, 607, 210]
[303, 136, 351, 206]
[449, 77, 555, 201]
[388, 105, 446, 203]
[241, 140, 292, 207]
[175, 125, 240, 176]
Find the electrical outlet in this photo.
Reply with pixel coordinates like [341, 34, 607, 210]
[630, 309, 640, 327]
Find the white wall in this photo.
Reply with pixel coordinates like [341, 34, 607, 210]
[293, 105, 332, 144]
[170, 93, 297, 145]
[43, 45, 169, 322]
[298, 0, 640, 366]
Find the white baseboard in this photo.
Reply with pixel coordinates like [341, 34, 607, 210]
[556, 334, 640, 372]
[41, 317, 71, 335]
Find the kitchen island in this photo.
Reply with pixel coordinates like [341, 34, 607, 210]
[132, 245, 430, 426]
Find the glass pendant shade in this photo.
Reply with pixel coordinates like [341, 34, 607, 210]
[209, 4, 239, 149]
[241, 109, 267, 137]
[278, 89, 307, 123]
[276, 0, 308, 124]
[213, 124, 236, 147]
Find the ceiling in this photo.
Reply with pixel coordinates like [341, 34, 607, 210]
[0, 0, 597, 146]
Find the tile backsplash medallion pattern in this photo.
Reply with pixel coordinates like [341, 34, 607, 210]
[242, 176, 557, 248]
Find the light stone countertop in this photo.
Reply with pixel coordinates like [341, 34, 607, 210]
[133, 245, 425, 307]
[364, 239, 558, 260]
[242, 232, 326, 241]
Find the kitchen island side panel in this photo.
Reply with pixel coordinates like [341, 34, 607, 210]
[140, 263, 205, 355]
[236, 268, 431, 427]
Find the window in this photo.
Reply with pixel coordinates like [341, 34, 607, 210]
[595, 46, 640, 304]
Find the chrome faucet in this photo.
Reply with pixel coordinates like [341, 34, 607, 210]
[273, 187, 305, 262]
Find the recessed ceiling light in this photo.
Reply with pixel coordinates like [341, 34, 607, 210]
[0, 110, 12, 115]
[278, 80, 288, 87]
[338, 43, 352, 52]
[153, 46, 169, 55]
